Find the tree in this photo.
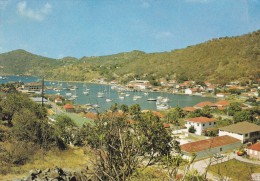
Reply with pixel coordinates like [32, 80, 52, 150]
[188, 126, 196, 133]
[120, 104, 129, 113]
[54, 114, 77, 144]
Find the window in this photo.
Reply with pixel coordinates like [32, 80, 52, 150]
[245, 134, 248, 137]
[209, 123, 211, 125]
[197, 123, 199, 126]
[220, 148, 222, 152]
[214, 122, 216, 125]
[203, 124, 205, 126]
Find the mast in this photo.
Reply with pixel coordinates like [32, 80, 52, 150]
[41, 78, 44, 106]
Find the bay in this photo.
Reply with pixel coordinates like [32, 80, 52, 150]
[0, 76, 217, 112]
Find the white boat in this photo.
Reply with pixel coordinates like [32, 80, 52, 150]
[161, 97, 170, 103]
[125, 93, 130, 97]
[156, 103, 170, 110]
[106, 98, 112, 102]
[66, 92, 72, 96]
[97, 92, 104, 98]
[119, 96, 124, 100]
[92, 104, 100, 108]
[83, 91, 89, 95]
[147, 98, 157, 101]
[133, 95, 142, 99]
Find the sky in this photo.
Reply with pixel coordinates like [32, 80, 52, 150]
[0, 0, 260, 59]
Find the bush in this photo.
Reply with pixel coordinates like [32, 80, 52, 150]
[188, 126, 196, 133]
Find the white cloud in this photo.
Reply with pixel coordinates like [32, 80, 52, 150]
[156, 31, 174, 39]
[0, 0, 10, 10]
[17, 1, 52, 21]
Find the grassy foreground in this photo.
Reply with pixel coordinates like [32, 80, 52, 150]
[209, 159, 260, 180]
[0, 147, 91, 181]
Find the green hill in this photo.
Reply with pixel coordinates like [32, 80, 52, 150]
[0, 30, 259, 83]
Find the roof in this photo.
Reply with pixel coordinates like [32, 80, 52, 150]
[163, 123, 171, 128]
[219, 121, 260, 134]
[85, 112, 97, 119]
[183, 107, 196, 112]
[186, 117, 216, 123]
[194, 101, 216, 108]
[30, 97, 48, 103]
[25, 82, 42, 86]
[181, 135, 240, 153]
[215, 100, 230, 107]
[152, 111, 165, 118]
[64, 103, 74, 109]
[248, 142, 260, 151]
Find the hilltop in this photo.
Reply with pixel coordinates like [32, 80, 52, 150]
[0, 30, 259, 83]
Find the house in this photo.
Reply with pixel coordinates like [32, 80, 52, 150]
[23, 82, 42, 91]
[85, 112, 97, 119]
[185, 117, 217, 135]
[215, 100, 230, 110]
[219, 121, 260, 143]
[64, 103, 75, 112]
[247, 142, 260, 159]
[55, 97, 62, 104]
[127, 80, 152, 90]
[183, 107, 196, 112]
[181, 135, 241, 160]
[194, 101, 217, 109]
[184, 88, 193, 95]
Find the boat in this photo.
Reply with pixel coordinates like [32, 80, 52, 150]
[97, 92, 104, 98]
[147, 98, 157, 101]
[65, 92, 72, 96]
[92, 104, 100, 108]
[161, 97, 170, 103]
[156, 103, 170, 110]
[119, 96, 124, 100]
[125, 93, 130, 97]
[106, 98, 112, 102]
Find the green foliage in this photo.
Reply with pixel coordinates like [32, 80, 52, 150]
[188, 126, 196, 133]
[54, 114, 77, 144]
[189, 106, 213, 118]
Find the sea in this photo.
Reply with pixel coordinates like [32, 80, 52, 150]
[0, 75, 217, 112]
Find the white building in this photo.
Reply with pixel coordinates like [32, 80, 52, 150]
[184, 88, 193, 95]
[185, 117, 217, 135]
[219, 121, 260, 143]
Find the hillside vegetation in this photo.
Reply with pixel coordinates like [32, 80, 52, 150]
[0, 30, 259, 83]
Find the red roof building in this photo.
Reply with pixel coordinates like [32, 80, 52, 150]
[181, 135, 241, 160]
[185, 117, 217, 135]
[64, 104, 75, 112]
[215, 100, 230, 108]
[194, 101, 216, 109]
[247, 142, 260, 160]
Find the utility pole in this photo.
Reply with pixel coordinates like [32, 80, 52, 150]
[41, 78, 44, 107]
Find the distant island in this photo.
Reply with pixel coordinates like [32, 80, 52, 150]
[0, 30, 259, 84]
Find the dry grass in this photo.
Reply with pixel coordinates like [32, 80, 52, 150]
[0, 146, 93, 181]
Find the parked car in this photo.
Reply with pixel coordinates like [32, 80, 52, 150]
[213, 153, 224, 159]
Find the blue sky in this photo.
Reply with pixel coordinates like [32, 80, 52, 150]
[0, 0, 260, 58]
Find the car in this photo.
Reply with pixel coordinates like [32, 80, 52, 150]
[213, 153, 224, 159]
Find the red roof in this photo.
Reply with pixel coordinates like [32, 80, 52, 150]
[163, 123, 171, 128]
[85, 112, 97, 119]
[64, 103, 74, 109]
[194, 101, 216, 108]
[186, 117, 216, 123]
[181, 135, 240, 153]
[215, 100, 230, 107]
[152, 111, 165, 118]
[183, 107, 196, 112]
[248, 142, 260, 151]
